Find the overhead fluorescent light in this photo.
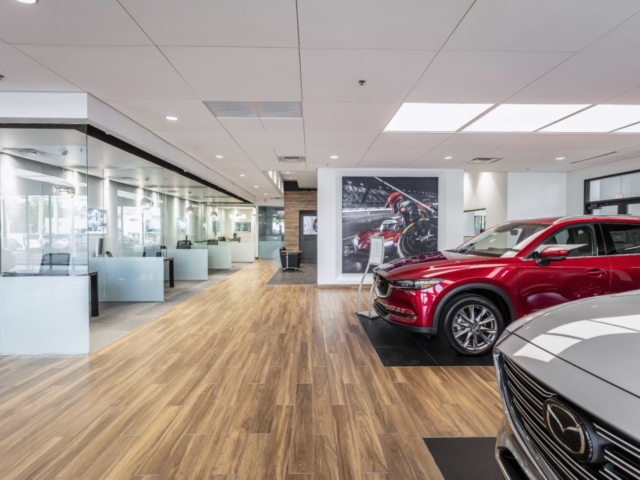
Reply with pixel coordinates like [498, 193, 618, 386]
[385, 103, 493, 132]
[542, 105, 640, 133]
[17, 0, 38, 4]
[165, 115, 179, 121]
[464, 104, 590, 132]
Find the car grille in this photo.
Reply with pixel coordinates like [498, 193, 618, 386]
[374, 274, 390, 298]
[500, 355, 640, 480]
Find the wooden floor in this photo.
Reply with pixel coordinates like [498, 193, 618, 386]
[0, 260, 503, 479]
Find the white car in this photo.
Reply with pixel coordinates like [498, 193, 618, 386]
[494, 291, 640, 480]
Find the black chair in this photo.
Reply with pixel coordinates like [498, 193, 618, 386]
[177, 240, 192, 249]
[40, 253, 71, 276]
[218, 236, 227, 241]
[106, 251, 113, 257]
[279, 249, 301, 271]
[143, 245, 163, 257]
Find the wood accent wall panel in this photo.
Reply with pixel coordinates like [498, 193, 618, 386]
[284, 190, 317, 250]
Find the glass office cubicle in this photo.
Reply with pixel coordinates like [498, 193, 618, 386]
[0, 125, 250, 354]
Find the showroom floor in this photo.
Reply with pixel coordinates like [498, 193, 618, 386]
[0, 260, 503, 479]
[90, 264, 248, 352]
[267, 262, 318, 285]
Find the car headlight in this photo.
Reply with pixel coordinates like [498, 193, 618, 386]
[392, 279, 442, 290]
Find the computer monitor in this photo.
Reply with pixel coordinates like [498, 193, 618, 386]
[218, 236, 226, 241]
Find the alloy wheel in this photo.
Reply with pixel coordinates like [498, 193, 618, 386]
[451, 304, 498, 353]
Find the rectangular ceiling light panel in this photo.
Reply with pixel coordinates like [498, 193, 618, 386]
[385, 103, 493, 132]
[464, 104, 590, 132]
[542, 105, 640, 133]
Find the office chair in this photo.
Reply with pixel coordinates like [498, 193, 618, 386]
[106, 251, 113, 257]
[40, 253, 71, 276]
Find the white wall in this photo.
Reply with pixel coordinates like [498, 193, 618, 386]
[566, 156, 640, 215]
[317, 167, 464, 286]
[463, 172, 507, 229]
[507, 172, 567, 220]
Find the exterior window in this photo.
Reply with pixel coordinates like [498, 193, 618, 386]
[537, 225, 596, 257]
[601, 223, 640, 255]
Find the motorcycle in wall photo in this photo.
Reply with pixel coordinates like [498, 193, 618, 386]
[342, 176, 439, 274]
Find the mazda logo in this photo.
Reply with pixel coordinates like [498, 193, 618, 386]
[544, 399, 592, 462]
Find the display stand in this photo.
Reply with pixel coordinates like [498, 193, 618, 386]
[356, 235, 385, 318]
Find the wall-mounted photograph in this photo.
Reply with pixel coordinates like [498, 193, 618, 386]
[342, 176, 438, 274]
[176, 216, 187, 234]
[302, 215, 318, 235]
[86, 208, 107, 234]
[235, 221, 251, 232]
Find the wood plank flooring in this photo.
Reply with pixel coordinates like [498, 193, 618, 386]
[0, 260, 503, 479]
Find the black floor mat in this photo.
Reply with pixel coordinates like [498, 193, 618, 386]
[267, 263, 317, 285]
[424, 437, 502, 480]
[357, 314, 493, 367]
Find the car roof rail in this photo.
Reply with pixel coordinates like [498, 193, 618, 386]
[553, 214, 640, 224]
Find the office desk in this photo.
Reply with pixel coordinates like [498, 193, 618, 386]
[164, 257, 175, 288]
[88, 271, 99, 317]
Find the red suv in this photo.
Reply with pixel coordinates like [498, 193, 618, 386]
[373, 215, 640, 356]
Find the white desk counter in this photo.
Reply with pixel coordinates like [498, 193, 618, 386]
[166, 248, 208, 280]
[230, 241, 255, 263]
[88, 257, 165, 302]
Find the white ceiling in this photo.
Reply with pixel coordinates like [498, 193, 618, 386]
[3, 0, 640, 194]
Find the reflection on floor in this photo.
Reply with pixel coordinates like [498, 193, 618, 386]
[267, 261, 317, 285]
[90, 264, 248, 352]
[357, 314, 494, 367]
[424, 437, 502, 480]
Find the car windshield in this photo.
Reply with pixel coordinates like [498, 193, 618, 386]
[380, 222, 397, 232]
[454, 222, 548, 257]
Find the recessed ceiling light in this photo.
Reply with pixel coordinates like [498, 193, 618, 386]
[285, 171, 291, 174]
[464, 104, 590, 132]
[215, 155, 223, 159]
[264, 193, 268, 195]
[254, 185, 259, 188]
[16, 0, 38, 3]
[385, 103, 493, 132]
[165, 115, 178, 121]
[542, 105, 640, 133]
[555, 157, 566, 161]
[239, 174, 245, 177]
[330, 155, 339, 159]
[444, 156, 452, 160]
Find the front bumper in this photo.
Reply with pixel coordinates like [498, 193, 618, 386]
[495, 420, 546, 480]
[373, 300, 436, 334]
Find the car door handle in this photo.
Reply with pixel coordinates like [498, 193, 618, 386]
[587, 268, 607, 277]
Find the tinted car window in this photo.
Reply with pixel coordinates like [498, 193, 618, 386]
[455, 223, 548, 257]
[601, 223, 640, 255]
[537, 225, 596, 257]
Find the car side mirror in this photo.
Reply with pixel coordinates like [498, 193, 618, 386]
[534, 246, 568, 265]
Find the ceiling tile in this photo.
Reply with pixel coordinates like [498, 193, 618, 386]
[301, 49, 436, 103]
[298, 0, 473, 49]
[153, 130, 238, 150]
[303, 103, 398, 132]
[230, 131, 305, 150]
[108, 100, 223, 131]
[445, 0, 640, 51]
[430, 133, 527, 152]
[0, 45, 79, 92]
[305, 149, 365, 167]
[586, 12, 640, 52]
[290, 171, 317, 189]
[218, 118, 265, 132]
[184, 148, 250, 163]
[510, 52, 640, 104]
[407, 51, 571, 103]
[369, 132, 452, 151]
[119, 0, 298, 47]
[0, 0, 151, 45]
[17, 46, 197, 101]
[162, 47, 301, 101]
[305, 131, 378, 150]
[496, 133, 597, 152]
[261, 118, 303, 133]
[358, 150, 425, 168]
[574, 133, 640, 151]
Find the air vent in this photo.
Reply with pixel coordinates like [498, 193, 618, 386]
[468, 157, 502, 164]
[204, 101, 302, 119]
[204, 101, 257, 118]
[278, 156, 306, 163]
[1, 148, 43, 155]
[108, 176, 136, 181]
[257, 102, 301, 118]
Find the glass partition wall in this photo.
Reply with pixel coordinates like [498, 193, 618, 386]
[0, 125, 250, 355]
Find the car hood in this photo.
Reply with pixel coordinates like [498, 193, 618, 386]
[375, 250, 501, 279]
[509, 291, 640, 398]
